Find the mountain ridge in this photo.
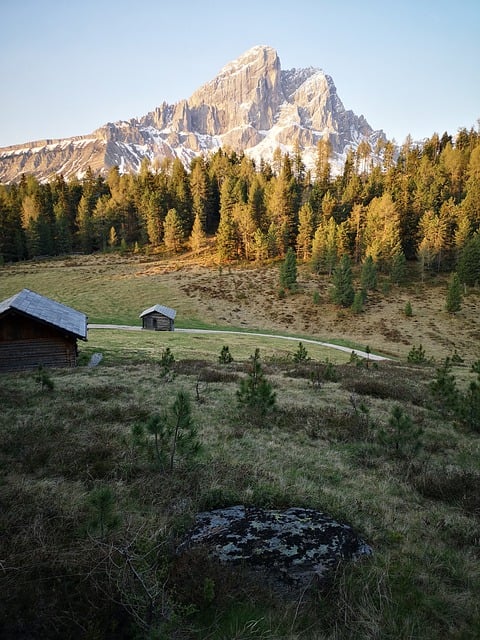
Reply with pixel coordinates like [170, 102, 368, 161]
[0, 45, 385, 182]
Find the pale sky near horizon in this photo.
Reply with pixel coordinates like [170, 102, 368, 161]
[1, 0, 479, 148]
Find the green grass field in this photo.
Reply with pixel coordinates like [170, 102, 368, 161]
[0, 254, 189, 325]
[84, 328, 354, 365]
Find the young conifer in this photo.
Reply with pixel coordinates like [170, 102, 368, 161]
[331, 254, 354, 307]
[280, 246, 298, 291]
[445, 272, 462, 313]
[237, 349, 276, 419]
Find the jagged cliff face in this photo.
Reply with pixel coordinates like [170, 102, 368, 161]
[0, 45, 385, 182]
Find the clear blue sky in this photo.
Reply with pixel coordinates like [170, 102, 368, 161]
[1, 0, 479, 148]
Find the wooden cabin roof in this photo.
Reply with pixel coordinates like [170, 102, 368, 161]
[139, 304, 176, 320]
[0, 289, 88, 340]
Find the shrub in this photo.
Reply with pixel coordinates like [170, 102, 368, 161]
[343, 378, 410, 402]
[404, 301, 413, 317]
[34, 365, 54, 391]
[323, 359, 339, 382]
[407, 344, 429, 364]
[198, 487, 241, 511]
[412, 465, 480, 516]
[451, 350, 464, 365]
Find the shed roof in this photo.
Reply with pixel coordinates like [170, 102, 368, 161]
[0, 289, 88, 340]
[139, 304, 176, 320]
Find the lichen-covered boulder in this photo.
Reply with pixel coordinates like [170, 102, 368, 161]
[178, 505, 372, 592]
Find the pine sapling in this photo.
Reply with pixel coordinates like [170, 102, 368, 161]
[131, 391, 201, 471]
[169, 390, 201, 471]
[237, 348, 276, 419]
[458, 360, 480, 433]
[219, 345, 233, 364]
[430, 357, 459, 416]
[86, 486, 120, 538]
[160, 347, 175, 378]
[293, 342, 310, 363]
[379, 405, 423, 458]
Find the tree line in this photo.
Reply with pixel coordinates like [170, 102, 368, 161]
[0, 126, 479, 284]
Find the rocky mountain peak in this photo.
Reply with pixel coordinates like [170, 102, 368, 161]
[215, 44, 280, 80]
[0, 46, 385, 183]
[188, 45, 283, 133]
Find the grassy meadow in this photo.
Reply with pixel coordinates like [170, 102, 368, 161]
[1, 252, 480, 639]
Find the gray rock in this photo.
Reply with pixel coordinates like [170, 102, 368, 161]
[88, 352, 103, 367]
[178, 505, 372, 593]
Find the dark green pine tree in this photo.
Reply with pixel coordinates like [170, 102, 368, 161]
[0, 188, 25, 261]
[170, 158, 193, 236]
[331, 254, 355, 307]
[54, 200, 73, 255]
[169, 390, 200, 471]
[163, 208, 184, 253]
[445, 272, 462, 313]
[189, 212, 206, 252]
[459, 360, 480, 433]
[237, 349, 276, 418]
[390, 251, 407, 285]
[280, 246, 298, 291]
[457, 232, 480, 287]
[190, 156, 209, 232]
[360, 255, 377, 291]
[216, 177, 238, 261]
[216, 208, 237, 261]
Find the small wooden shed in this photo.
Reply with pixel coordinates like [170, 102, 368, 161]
[0, 288, 88, 372]
[140, 304, 176, 331]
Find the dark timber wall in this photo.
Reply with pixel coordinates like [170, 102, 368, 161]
[142, 312, 174, 331]
[0, 312, 78, 372]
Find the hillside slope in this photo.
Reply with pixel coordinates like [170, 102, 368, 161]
[0, 253, 478, 363]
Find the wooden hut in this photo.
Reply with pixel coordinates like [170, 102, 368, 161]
[0, 289, 88, 372]
[140, 304, 176, 331]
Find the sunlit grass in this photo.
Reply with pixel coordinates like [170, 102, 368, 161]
[83, 328, 353, 364]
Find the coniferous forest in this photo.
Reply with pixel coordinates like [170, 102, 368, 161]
[1, 127, 480, 286]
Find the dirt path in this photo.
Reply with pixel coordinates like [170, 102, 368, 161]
[87, 324, 389, 361]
